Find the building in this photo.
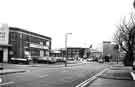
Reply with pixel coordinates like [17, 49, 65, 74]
[103, 41, 119, 62]
[66, 47, 86, 59]
[90, 49, 102, 59]
[0, 24, 52, 62]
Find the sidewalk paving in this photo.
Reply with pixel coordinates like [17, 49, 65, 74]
[88, 64, 135, 87]
[88, 78, 135, 87]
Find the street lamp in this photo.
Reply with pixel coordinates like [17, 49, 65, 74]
[65, 33, 72, 67]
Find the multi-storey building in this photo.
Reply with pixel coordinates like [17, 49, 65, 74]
[67, 47, 86, 58]
[0, 24, 52, 62]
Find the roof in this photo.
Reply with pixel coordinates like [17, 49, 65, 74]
[9, 27, 51, 40]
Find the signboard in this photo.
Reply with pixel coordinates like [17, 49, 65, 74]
[0, 24, 9, 45]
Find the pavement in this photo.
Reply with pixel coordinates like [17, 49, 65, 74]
[87, 63, 135, 87]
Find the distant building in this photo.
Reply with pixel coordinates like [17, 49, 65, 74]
[0, 24, 52, 62]
[67, 47, 87, 59]
[90, 49, 102, 59]
[103, 41, 120, 62]
[58, 47, 87, 59]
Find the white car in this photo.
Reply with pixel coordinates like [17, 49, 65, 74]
[47, 57, 57, 63]
[98, 59, 104, 63]
[11, 56, 32, 64]
[87, 58, 94, 62]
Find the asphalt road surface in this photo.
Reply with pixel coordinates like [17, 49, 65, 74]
[0, 62, 110, 87]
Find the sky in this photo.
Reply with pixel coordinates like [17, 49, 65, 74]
[0, 0, 134, 50]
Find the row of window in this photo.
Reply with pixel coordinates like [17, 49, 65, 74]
[10, 31, 50, 46]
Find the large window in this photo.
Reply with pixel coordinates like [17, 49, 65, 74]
[10, 32, 18, 41]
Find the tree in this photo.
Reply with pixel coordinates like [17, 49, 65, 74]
[114, 14, 135, 66]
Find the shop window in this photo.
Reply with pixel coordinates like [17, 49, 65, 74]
[10, 32, 17, 41]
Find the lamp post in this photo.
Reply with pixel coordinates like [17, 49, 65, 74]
[133, 0, 135, 9]
[65, 33, 72, 67]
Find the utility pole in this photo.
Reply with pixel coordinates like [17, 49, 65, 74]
[65, 33, 72, 67]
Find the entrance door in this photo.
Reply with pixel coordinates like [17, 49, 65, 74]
[0, 51, 3, 63]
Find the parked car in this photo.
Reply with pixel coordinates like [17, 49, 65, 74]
[98, 59, 104, 63]
[47, 57, 57, 63]
[10, 56, 32, 64]
[33, 57, 48, 63]
[87, 58, 94, 62]
[67, 57, 74, 61]
[56, 57, 66, 62]
[34, 56, 57, 64]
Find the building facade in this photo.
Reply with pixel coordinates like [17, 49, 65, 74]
[103, 41, 120, 62]
[90, 49, 102, 59]
[67, 47, 86, 58]
[0, 24, 52, 62]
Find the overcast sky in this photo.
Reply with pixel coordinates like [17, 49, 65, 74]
[0, 0, 134, 50]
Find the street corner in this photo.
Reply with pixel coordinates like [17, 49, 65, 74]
[0, 69, 26, 75]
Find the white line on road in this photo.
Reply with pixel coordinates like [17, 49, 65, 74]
[39, 74, 49, 78]
[75, 68, 109, 87]
[0, 81, 15, 86]
[0, 78, 2, 83]
[131, 72, 135, 80]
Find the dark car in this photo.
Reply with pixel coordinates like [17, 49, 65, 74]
[33, 57, 48, 63]
[33, 56, 56, 64]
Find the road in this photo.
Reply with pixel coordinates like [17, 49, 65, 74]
[0, 62, 110, 87]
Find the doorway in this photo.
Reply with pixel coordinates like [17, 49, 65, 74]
[0, 51, 3, 63]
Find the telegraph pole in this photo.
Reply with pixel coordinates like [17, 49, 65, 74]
[133, 0, 135, 9]
[65, 33, 72, 67]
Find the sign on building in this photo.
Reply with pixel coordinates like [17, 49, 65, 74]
[0, 24, 9, 45]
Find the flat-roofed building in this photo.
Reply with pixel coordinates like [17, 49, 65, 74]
[0, 24, 52, 62]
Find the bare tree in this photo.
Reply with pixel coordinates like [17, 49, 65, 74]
[114, 13, 135, 66]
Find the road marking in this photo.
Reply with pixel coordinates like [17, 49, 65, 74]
[0, 78, 2, 83]
[0, 81, 15, 86]
[39, 74, 48, 78]
[131, 72, 135, 80]
[75, 68, 109, 87]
